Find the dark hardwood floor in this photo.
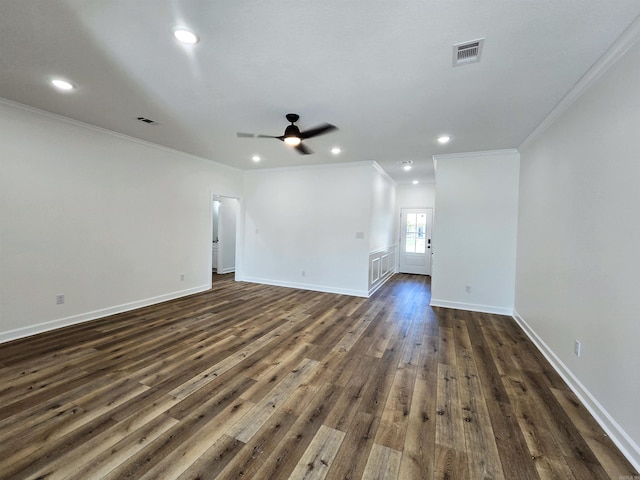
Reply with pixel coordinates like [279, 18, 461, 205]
[0, 274, 636, 479]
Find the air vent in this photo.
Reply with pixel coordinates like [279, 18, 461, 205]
[137, 116, 158, 125]
[453, 38, 484, 66]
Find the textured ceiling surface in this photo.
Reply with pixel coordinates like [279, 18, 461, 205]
[1, 1, 639, 184]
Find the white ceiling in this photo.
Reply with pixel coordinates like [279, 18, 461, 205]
[1, 1, 639, 184]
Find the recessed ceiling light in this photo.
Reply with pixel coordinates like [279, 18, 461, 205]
[412, 180, 419, 185]
[50, 79, 75, 91]
[173, 28, 199, 44]
[399, 160, 414, 171]
[437, 135, 451, 144]
[331, 147, 341, 155]
[251, 155, 261, 162]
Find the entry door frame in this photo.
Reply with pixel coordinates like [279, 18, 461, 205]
[210, 193, 241, 279]
[398, 207, 433, 275]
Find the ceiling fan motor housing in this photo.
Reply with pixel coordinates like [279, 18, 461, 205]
[285, 113, 300, 123]
[284, 124, 301, 138]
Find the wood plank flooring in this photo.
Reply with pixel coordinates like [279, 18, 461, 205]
[0, 274, 636, 479]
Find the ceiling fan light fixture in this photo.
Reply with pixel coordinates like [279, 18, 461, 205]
[284, 123, 301, 146]
[284, 136, 301, 146]
[237, 113, 336, 155]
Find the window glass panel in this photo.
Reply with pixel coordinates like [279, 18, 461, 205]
[406, 214, 416, 233]
[417, 214, 426, 238]
[406, 237, 416, 253]
[404, 212, 427, 254]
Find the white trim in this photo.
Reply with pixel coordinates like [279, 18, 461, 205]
[513, 310, 640, 473]
[429, 298, 514, 316]
[241, 276, 368, 298]
[0, 285, 211, 345]
[368, 270, 395, 297]
[243, 160, 376, 175]
[369, 244, 398, 255]
[217, 267, 236, 274]
[520, 15, 640, 151]
[433, 149, 519, 183]
[371, 258, 381, 283]
[432, 148, 519, 162]
[0, 97, 240, 173]
[372, 161, 397, 185]
[368, 246, 396, 294]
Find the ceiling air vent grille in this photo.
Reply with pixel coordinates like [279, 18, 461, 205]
[137, 116, 158, 125]
[453, 38, 484, 67]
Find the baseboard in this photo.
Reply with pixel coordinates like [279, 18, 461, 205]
[241, 276, 368, 298]
[0, 284, 211, 344]
[513, 310, 640, 473]
[429, 298, 514, 316]
[218, 267, 236, 274]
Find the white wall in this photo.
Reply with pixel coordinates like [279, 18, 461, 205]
[515, 36, 640, 468]
[431, 150, 520, 314]
[369, 164, 396, 252]
[218, 197, 238, 274]
[396, 183, 436, 211]
[240, 162, 377, 297]
[397, 182, 436, 246]
[0, 100, 242, 342]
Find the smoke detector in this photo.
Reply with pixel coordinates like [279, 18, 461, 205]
[453, 38, 484, 66]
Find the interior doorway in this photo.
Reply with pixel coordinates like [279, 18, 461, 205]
[398, 208, 432, 275]
[212, 195, 239, 277]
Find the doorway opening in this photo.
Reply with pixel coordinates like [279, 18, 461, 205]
[398, 207, 432, 275]
[211, 195, 239, 280]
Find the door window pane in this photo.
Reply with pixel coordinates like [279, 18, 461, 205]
[405, 213, 416, 253]
[405, 213, 427, 254]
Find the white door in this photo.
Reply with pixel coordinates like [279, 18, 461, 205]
[399, 208, 432, 275]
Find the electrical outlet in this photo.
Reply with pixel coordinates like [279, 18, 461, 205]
[574, 340, 581, 357]
[56, 294, 65, 305]
[302, 271, 306, 277]
[465, 285, 471, 293]
[180, 274, 185, 281]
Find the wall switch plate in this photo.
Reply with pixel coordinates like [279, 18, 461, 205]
[575, 340, 581, 357]
[56, 294, 65, 304]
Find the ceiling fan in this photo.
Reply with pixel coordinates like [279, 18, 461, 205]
[237, 113, 337, 155]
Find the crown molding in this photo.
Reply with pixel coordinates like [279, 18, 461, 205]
[432, 148, 519, 162]
[372, 161, 397, 185]
[243, 160, 376, 175]
[520, 14, 640, 151]
[0, 97, 240, 172]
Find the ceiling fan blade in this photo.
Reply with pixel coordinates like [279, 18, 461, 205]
[295, 143, 313, 155]
[299, 123, 337, 139]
